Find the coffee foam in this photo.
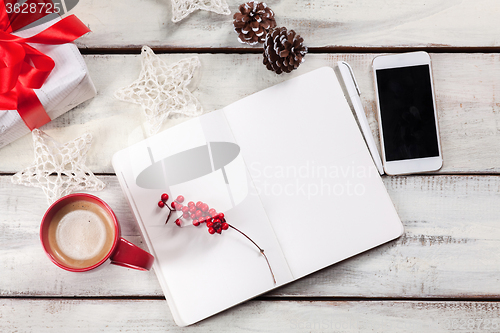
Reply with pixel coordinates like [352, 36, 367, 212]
[56, 210, 107, 261]
[47, 200, 116, 269]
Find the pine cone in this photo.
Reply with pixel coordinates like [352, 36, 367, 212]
[233, 2, 276, 45]
[263, 27, 308, 74]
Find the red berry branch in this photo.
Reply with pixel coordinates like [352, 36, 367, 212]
[158, 193, 276, 284]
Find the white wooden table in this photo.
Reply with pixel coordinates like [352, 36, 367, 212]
[2, 1, 500, 331]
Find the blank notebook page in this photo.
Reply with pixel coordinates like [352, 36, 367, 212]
[223, 67, 403, 279]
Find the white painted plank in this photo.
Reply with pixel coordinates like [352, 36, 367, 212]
[0, 176, 162, 297]
[1, 299, 499, 332]
[1, 53, 500, 174]
[70, 0, 500, 49]
[274, 174, 500, 298]
[1, 175, 500, 297]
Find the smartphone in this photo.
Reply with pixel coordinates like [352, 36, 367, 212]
[372, 51, 443, 175]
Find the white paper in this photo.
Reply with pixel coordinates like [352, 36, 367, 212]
[224, 67, 403, 278]
[112, 67, 404, 326]
[113, 109, 293, 326]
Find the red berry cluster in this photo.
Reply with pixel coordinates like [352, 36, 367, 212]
[158, 193, 230, 234]
[157, 192, 276, 284]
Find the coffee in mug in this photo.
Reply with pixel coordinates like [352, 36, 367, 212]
[41, 193, 154, 272]
[47, 200, 116, 269]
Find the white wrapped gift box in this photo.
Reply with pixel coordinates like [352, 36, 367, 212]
[0, 17, 96, 149]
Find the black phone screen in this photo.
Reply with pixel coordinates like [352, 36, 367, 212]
[376, 64, 439, 162]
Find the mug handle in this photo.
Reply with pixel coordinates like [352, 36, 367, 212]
[110, 238, 154, 271]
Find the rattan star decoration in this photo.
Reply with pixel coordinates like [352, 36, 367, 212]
[171, 0, 230, 23]
[11, 129, 105, 204]
[115, 46, 203, 135]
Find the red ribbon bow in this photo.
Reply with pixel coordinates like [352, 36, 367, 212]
[0, 0, 90, 130]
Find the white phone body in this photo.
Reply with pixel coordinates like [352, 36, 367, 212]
[373, 51, 443, 175]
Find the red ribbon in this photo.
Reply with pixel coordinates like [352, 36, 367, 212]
[0, 0, 90, 130]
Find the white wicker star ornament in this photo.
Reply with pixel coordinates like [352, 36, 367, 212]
[11, 129, 105, 204]
[115, 46, 203, 136]
[171, 0, 230, 22]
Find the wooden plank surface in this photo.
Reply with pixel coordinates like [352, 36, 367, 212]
[2, 174, 500, 298]
[71, 0, 500, 49]
[3, 0, 500, 331]
[1, 299, 499, 332]
[1, 53, 500, 174]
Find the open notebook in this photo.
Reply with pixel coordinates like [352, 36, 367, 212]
[112, 67, 404, 326]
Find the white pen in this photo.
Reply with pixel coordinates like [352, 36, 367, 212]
[337, 61, 384, 175]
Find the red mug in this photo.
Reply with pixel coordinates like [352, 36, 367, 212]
[40, 193, 154, 272]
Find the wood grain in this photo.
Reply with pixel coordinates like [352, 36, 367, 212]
[2, 1, 499, 330]
[71, 0, 500, 49]
[1, 299, 499, 332]
[1, 53, 500, 174]
[2, 174, 500, 298]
